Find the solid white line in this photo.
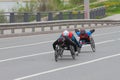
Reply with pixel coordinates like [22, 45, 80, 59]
[0, 40, 115, 63]
[0, 51, 54, 63]
[0, 31, 119, 50]
[14, 53, 120, 80]
[0, 40, 53, 50]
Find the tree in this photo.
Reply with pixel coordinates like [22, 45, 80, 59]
[10, 0, 63, 22]
[11, 0, 63, 12]
[11, 0, 37, 12]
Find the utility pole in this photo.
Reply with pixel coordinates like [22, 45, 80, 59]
[84, 0, 90, 19]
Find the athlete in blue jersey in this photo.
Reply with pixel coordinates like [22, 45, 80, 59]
[75, 28, 95, 43]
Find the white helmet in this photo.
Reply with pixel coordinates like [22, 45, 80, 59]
[63, 30, 69, 36]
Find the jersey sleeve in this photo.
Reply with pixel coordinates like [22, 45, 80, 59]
[75, 31, 80, 37]
[86, 31, 92, 36]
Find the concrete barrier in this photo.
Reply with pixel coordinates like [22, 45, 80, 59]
[0, 19, 120, 36]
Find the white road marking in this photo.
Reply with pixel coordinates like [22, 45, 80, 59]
[0, 31, 119, 50]
[0, 40, 53, 50]
[14, 53, 120, 80]
[0, 51, 54, 63]
[0, 40, 115, 63]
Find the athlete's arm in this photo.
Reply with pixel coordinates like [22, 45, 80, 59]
[90, 29, 95, 33]
[86, 29, 95, 36]
[75, 29, 80, 36]
[53, 40, 58, 50]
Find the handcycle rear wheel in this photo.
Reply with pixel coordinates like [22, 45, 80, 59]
[90, 37, 96, 52]
[76, 46, 81, 56]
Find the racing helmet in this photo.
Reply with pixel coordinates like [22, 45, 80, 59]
[80, 28, 86, 35]
[62, 30, 69, 36]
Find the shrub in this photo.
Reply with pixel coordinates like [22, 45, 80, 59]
[0, 10, 7, 23]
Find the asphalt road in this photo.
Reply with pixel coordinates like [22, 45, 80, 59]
[0, 26, 120, 80]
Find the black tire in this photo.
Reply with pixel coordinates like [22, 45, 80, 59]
[54, 46, 64, 62]
[60, 49, 64, 58]
[90, 37, 96, 52]
[70, 45, 75, 59]
[55, 50, 58, 62]
[55, 47, 59, 62]
[76, 47, 81, 56]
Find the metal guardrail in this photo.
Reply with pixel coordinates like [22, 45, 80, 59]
[0, 19, 120, 35]
[0, 7, 106, 23]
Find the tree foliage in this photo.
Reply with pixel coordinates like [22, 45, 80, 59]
[11, 0, 63, 12]
[69, 0, 97, 5]
[11, 0, 37, 12]
[36, 0, 63, 11]
[69, 0, 83, 5]
[10, 0, 63, 22]
[0, 10, 7, 23]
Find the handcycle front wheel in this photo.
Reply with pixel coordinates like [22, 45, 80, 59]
[54, 46, 63, 62]
[55, 50, 58, 62]
[69, 45, 76, 59]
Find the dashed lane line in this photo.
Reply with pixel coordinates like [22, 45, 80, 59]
[0, 31, 120, 50]
[0, 39, 115, 63]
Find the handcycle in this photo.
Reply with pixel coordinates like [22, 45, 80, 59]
[54, 41, 76, 62]
[76, 36, 96, 56]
